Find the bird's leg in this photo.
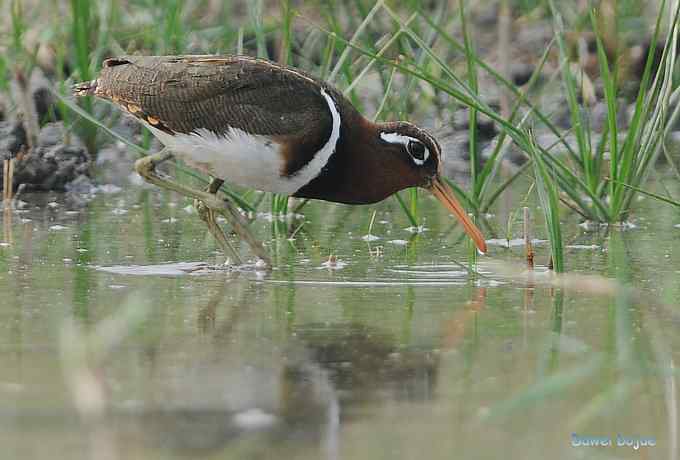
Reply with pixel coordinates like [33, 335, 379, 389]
[194, 179, 243, 266]
[134, 150, 271, 266]
[135, 151, 240, 262]
[202, 179, 272, 267]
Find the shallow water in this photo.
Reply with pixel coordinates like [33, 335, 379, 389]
[1, 183, 679, 460]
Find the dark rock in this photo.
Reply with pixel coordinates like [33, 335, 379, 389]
[17, 144, 91, 191]
[39, 122, 84, 148]
[590, 100, 630, 133]
[95, 143, 138, 186]
[65, 174, 96, 195]
[516, 22, 554, 55]
[0, 122, 27, 159]
[512, 63, 535, 86]
[0, 122, 91, 192]
[549, 100, 573, 130]
[476, 3, 498, 27]
[451, 108, 497, 140]
[626, 40, 680, 92]
[438, 129, 472, 180]
[590, 102, 608, 133]
[33, 87, 59, 124]
[30, 68, 60, 124]
[481, 136, 526, 167]
[436, 127, 499, 181]
[7, 68, 60, 127]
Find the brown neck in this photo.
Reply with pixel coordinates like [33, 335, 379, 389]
[293, 115, 416, 205]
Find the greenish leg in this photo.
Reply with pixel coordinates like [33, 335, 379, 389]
[194, 179, 243, 266]
[134, 150, 271, 266]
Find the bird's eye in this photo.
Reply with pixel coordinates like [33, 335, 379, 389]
[379, 132, 431, 165]
[407, 140, 427, 162]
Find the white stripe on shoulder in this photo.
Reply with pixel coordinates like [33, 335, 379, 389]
[289, 88, 341, 189]
[143, 88, 342, 195]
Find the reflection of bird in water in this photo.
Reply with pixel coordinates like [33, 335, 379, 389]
[128, 283, 340, 458]
[121, 285, 440, 458]
[145, 346, 340, 458]
[297, 323, 440, 408]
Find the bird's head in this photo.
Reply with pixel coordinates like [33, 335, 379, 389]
[377, 122, 487, 253]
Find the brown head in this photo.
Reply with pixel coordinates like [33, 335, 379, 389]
[297, 117, 487, 253]
[374, 121, 487, 254]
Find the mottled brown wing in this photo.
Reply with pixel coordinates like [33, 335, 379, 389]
[94, 55, 335, 174]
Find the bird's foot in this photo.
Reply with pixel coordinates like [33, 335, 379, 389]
[195, 197, 244, 266]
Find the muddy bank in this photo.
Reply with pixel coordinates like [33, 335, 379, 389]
[0, 121, 90, 193]
[1, 69, 94, 194]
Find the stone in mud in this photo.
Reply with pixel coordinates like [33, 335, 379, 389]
[0, 122, 91, 192]
[438, 129, 474, 180]
[0, 122, 27, 158]
[64, 174, 96, 195]
[511, 62, 535, 86]
[451, 108, 497, 139]
[95, 142, 141, 187]
[590, 100, 630, 133]
[31, 68, 61, 124]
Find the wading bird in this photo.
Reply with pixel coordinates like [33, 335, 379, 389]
[74, 55, 487, 266]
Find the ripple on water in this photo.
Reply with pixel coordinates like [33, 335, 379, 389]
[95, 260, 270, 276]
[387, 263, 499, 286]
[93, 258, 507, 287]
[95, 261, 214, 276]
[486, 238, 547, 248]
[273, 262, 504, 287]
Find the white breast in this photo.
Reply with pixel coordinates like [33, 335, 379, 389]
[145, 89, 341, 195]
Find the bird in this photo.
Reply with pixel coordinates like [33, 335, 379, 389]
[74, 55, 487, 265]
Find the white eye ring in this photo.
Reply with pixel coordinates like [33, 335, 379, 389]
[380, 132, 430, 165]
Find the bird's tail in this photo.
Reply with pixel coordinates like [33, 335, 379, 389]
[72, 79, 98, 96]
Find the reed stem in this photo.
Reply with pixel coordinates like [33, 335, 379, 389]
[3, 159, 14, 204]
[15, 70, 38, 149]
[523, 207, 534, 269]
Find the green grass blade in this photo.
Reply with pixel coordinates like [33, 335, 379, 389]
[248, 0, 269, 59]
[547, 0, 591, 188]
[619, 1, 679, 217]
[609, 181, 680, 208]
[459, 0, 479, 196]
[615, 0, 668, 213]
[279, 0, 294, 65]
[342, 12, 418, 97]
[394, 192, 419, 227]
[55, 91, 148, 155]
[328, 0, 384, 83]
[480, 162, 531, 213]
[476, 36, 554, 201]
[419, 13, 578, 161]
[528, 131, 564, 272]
[591, 11, 619, 205]
[372, 66, 398, 121]
[309, 20, 531, 150]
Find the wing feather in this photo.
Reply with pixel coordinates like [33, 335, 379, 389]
[94, 55, 337, 175]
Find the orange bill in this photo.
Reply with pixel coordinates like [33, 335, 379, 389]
[428, 176, 487, 254]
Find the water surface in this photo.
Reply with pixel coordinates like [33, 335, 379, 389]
[1, 184, 679, 459]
